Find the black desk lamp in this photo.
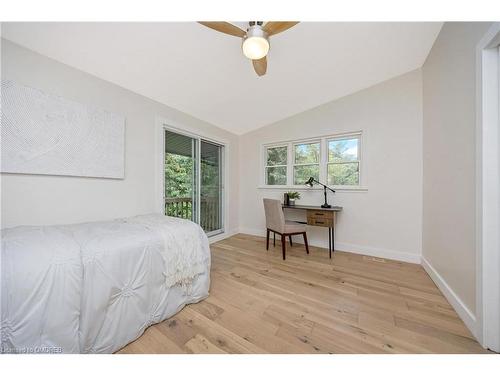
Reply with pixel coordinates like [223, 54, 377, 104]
[305, 177, 336, 208]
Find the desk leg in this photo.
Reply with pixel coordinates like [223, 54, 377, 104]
[332, 227, 335, 254]
[328, 227, 332, 259]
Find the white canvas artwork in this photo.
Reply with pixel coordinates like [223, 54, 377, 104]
[0, 80, 125, 179]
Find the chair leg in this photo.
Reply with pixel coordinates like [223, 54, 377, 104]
[281, 234, 286, 260]
[273, 232, 276, 247]
[289, 235, 293, 246]
[303, 232, 309, 254]
[266, 229, 270, 250]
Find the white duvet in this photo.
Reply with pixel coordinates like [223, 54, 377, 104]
[0, 214, 211, 354]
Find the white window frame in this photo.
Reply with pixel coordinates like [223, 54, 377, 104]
[261, 131, 365, 191]
[326, 133, 362, 188]
[264, 143, 289, 186]
[292, 139, 321, 186]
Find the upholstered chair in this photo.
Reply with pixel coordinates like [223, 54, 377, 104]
[263, 198, 309, 260]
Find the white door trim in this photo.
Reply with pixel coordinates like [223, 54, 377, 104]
[476, 22, 500, 352]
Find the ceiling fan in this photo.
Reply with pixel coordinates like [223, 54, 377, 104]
[198, 21, 299, 77]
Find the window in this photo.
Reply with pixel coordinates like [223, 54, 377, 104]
[265, 145, 287, 185]
[327, 136, 360, 186]
[293, 141, 320, 185]
[262, 132, 362, 188]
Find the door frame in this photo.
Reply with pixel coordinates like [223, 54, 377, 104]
[476, 23, 500, 352]
[155, 116, 229, 240]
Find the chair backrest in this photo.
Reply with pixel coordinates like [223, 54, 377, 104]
[263, 198, 285, 233]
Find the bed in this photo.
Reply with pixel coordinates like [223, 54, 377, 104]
[0, 214, 211, 354]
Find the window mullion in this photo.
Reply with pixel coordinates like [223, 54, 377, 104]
[329, 160, 359, 165]
[293, 162, 319, 167]
[287, 143, 293, 185]
[319, 138, 327, 183]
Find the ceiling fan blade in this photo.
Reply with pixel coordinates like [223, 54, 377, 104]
[198, 22, 246, 38]
[262, 21, 299, 36]
[252, 56, 267, 76]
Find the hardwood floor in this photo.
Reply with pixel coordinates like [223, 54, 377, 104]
[118, 234, 488, 354]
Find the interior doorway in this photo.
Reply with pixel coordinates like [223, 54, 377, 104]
[477, 23, 500, 352]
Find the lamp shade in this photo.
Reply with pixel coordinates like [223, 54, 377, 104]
[242, 37, 269, 59]
[242, 26, 270, 60]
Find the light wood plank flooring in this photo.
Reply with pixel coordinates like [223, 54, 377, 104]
[118, 234, 488, 354]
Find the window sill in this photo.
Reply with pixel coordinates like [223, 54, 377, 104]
[257, 185, 368, 192]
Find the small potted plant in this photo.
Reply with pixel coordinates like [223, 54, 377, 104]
[286, 191, 301, 206]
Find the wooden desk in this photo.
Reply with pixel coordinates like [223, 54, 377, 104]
[282, 204, 342, 258]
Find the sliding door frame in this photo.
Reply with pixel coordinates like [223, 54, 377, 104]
[200, 138, 225, 237]
[155, 116, 229, 241]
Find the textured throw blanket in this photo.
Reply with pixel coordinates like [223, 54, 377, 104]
[122, 214, 209, 288]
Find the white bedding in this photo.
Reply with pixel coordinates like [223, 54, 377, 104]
[0, 214, 211, 354]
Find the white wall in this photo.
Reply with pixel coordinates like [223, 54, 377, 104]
[422, 22, 492, 322]
[0, 39, 239, 234]
[238, 69, 423, 263]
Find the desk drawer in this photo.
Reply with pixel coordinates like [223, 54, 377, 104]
[307, 210, 334, 220]
[307, 217, 333, 227]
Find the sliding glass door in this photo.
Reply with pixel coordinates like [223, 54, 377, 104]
[164, 130, 197, 221]
[200, 140, 223, 235]
[164, 129, 224, 236]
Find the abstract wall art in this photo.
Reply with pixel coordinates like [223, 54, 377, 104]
[0, 80, 125, 179]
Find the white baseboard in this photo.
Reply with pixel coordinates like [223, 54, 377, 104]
[237, 227, 420, 264]
[421, 256, 477, 338]
[238, 227, 266, 237]
[209, 229, 238, 244]
[334, 241, 421, 264]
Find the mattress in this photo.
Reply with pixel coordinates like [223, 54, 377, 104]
[1, 214, 211, 353]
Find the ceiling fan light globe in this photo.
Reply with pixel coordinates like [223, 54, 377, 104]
[242, 36, 269, 60]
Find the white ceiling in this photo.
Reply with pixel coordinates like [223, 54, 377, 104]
[2, 22, 442, 135]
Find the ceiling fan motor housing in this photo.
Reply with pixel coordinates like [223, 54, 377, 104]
[245, 24, 268, 40]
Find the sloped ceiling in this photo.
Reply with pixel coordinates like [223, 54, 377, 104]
[2, 22, 442, 134]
